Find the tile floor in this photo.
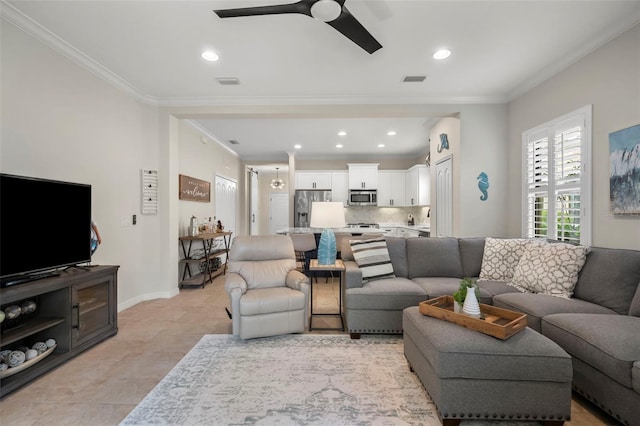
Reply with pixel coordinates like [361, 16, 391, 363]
[0, 275, 615, 425]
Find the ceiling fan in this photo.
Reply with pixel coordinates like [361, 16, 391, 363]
[213, 0, 382, 54]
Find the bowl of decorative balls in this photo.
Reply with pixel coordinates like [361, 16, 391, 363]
[0, 338, 56, 378]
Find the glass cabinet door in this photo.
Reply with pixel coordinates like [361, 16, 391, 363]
[71, 276, 115, 347]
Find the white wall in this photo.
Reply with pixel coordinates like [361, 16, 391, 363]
[508, 24, 640, 250]
[428, 106, 509, 238]
[177, 121, 242, 236]
[1, 22, 167, 309]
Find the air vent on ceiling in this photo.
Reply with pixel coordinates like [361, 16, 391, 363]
[228, 139, 240, 145]
[402, 75, 427, 83]
[216, 77, 240, 85]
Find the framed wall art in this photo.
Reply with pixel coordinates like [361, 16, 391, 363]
[179, 174, 210, 202]
[609, 124, 640, 214]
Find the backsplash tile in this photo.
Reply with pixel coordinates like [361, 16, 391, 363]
[345, 206, 430, 225]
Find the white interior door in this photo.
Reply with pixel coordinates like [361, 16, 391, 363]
[269, 192, 289, 235]
[215, 175, 237, 238]
[250, 170, 259, 235]
[436, 156, 453, 237]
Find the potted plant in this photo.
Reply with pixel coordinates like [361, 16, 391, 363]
[452, 277, 478, 313]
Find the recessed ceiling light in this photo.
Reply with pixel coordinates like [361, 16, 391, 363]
[433, 49, 451, 60]
[378, 144, 385, 148]
[294, 144, 302, 149]
[201, 50, 219, 62]
[387, 131, 396, 136]
[336, 144, 344, 148]
[338, 131, 347, 136]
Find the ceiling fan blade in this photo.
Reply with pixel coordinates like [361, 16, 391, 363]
[214, 1, 313, 18]
[327, 6, 382, 54]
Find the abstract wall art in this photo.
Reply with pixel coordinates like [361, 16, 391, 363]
[609, 124, 640, 214]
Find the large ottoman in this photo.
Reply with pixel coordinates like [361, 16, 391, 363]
[403, 306, 572, 425]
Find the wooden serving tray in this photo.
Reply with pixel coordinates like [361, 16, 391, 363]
[418, 296, 527, 340]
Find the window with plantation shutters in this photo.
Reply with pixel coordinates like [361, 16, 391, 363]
[522, 106, 592, 245]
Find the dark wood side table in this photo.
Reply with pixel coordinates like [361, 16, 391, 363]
[308, 259, 345, 331]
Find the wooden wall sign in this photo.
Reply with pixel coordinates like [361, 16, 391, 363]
[179, 174, 210, 202]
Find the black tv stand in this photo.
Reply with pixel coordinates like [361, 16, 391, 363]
[1, 271, 61, 288]
[1, 265, 119, 398]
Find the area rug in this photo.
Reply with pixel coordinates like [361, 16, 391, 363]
[120, 334, 440, 425]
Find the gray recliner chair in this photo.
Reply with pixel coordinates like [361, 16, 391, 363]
[225, 235, 310, 339]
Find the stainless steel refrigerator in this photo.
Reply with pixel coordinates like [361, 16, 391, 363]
[294, 190, 332, 228]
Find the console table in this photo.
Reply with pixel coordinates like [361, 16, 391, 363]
[179, 232, 231, 288]
[0, 265, 119, 398]
[308, 259, 345, 331]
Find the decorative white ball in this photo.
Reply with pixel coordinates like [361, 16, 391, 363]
[7, 351, 25, 367]
[0, 310, 5, 323]
[46, 339, 56, 348]
[0, 363, 7, 371]
[32, 342, 48, 354]
[0, 350, 11, 363]
[25, 349, 38, 361]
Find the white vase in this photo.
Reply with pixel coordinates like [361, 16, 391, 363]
[462, 286, 481, 318]
[453, 301, 462, 313]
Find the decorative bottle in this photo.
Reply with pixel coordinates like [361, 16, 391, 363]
[462, 286, 481, 318]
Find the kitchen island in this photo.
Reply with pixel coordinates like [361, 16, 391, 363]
[276, 227, 385, 235]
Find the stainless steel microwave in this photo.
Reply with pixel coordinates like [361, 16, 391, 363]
[348, 190, 377, 206]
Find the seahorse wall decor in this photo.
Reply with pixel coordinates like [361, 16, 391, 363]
[437, 133, 449, 153]
[477, 172, 489, 201]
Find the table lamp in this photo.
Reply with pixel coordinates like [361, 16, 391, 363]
[310, 201, 346, 265]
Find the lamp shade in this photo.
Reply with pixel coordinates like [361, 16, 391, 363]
[310, 202, 346, 228]
[310, 202, 346, 265]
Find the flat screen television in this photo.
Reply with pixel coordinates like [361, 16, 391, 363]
[1, 174, 92, 286]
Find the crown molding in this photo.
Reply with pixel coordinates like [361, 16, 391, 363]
[1, 1, 509, 109]
[156, 94, 508, 108]
[508, 14, 640, 101]
[1, 1, 158, 105]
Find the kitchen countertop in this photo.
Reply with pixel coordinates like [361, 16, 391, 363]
[378, 223, 431, 231]
[276, 227, 387, 234]
[277, 224, 430, 234]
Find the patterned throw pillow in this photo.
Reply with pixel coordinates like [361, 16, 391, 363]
[350, 238, 395, 282]
[479, 238, 543, 282]
[511, 243, 590, 298]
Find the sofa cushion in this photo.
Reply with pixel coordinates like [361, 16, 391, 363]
[573, 247, 640, 315]
[407, 237, 463, 279]
[458, 237, 486, 277]
[479, 238, 543, 282]
[634, 361, 640, 393]
[629, 284, 640, 317]
[511, 242, 589, 298]
[493, 292, 617, 332]
[411, 276, 493, 304]
[476, 280, 522, 299]
[349, 238, 395, 282]
[345, 277, 427, 310]
[542, 314, 640, 389]
[240, 287, 306, 316]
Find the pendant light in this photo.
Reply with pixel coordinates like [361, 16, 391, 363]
[270, 167, 285, 189]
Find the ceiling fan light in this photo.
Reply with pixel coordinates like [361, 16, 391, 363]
[310, 0, 342, 22]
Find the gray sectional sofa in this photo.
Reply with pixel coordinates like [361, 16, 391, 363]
[341, 236, 640, 425]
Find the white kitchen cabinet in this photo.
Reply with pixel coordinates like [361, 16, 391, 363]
[348, 163, 378, 189]
[406, 165, 430, 206]
[377, 171, 406, 206]
[295, 171, 332, 190]
[331, 171, 349, 206]
[398, 228, 421, 238]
